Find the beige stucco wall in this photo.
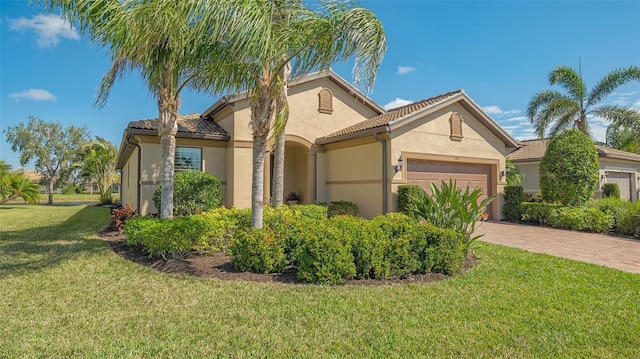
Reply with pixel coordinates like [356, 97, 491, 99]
[324, 140, 383, 218]
[127, 135, 227, 215]
[213, 76, 380, 209]
[389, 103, 510, 219]
[120, 145, 139, 212]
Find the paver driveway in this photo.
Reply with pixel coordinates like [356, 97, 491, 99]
[477, 221, 640, 274]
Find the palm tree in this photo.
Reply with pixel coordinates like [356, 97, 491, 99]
[527, 65, 640, 138]
[205, 1, 386, 227]
[605, 123, 639, 153]
[0, 160, 40, 204]
[74, 137, 118, 204]
[40, 0, 254, 218]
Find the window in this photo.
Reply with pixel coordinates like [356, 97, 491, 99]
[450, 112, 463, 141]
[175, 147, 202, 171]
[318, 88, 333, 114]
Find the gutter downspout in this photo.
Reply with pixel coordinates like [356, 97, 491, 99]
[125, 134, 142, 214]
[374, 133, 388, 214]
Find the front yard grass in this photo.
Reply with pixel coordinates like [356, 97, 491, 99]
[1, 205, 639, 357]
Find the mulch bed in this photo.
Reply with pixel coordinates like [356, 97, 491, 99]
[97, 222, 479, 286]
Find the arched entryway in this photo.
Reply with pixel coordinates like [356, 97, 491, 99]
[266, 135, 316, 204]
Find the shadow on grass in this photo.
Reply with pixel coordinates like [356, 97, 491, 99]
[0, 206, 110, 278]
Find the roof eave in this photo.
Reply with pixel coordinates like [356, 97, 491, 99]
[315, 126, 389, 145]
[125, 128, 230, 141]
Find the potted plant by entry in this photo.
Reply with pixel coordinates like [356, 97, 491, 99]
[286, 192, 300, 205]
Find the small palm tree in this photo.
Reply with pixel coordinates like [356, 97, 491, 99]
[527, 65, 640, 138]
[605, 123, 639, 153]
[74, 137, 118, 204]
[0, 160, 40, 204]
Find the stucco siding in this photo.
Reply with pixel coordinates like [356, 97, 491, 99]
[120, 145, 139, 212]
[389, 104, 508, 219]
[325, 141, 383, 218]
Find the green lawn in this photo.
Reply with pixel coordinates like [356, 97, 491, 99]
[6, 192, 120, 205]
[1, 205, 639, 358]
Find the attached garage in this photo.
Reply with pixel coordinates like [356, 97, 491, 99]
[606, 172, 632, 201]
[406, 159, 493, 217]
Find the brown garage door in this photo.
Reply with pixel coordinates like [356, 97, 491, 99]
[607, 172, 632, 201]
[406, 159, 492, 204]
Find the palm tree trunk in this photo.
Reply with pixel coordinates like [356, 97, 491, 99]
[157, 97, 178, 219]
[272, 62, 291, 208]
[272, 133, 285, 207]
[251, 82, 276, 228]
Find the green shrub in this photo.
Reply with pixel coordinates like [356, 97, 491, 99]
[152, 170, 223, 217]
[397, 185, 424, 215]
[503, 186, 523, 222]
[62, 184, 80, 195]
[229, 228, 287, 274]
[523, 192, 543, 203]
[539, 129, 599, 206]
[330, 215, 390, 279]
[521, 202, 562, 223]
[602, 183, 620, 199]
[589, 198, 628, 228]
[550, 207, 613, 233]
[296, 222, 356, 285]
[327, 201, 359, 217]
[522, 202, 613, 233]
[289, 204, 328, 220]
[615, 201, 640, 236]
[200, 207, 251, 252]
[263, 205, 312, 263]
[407, 179, 494, 255]
[421, 225, 465, 275]
[124, 215, 214, 259]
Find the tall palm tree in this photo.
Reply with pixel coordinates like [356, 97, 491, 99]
[527, 65, 640, 138]
[203, 0, 386, 227]
[40, 0, 256, 218]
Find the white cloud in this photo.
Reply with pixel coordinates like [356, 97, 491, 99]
[9, 89, 57, 101]
[383, 98, 413, 110]
[482, 105, 521, 116]
[9, 14, 79, 48]
[397, 66, 416, 75]
[499, 116, 528, 123]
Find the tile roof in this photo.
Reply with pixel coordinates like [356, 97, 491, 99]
[508, 138, 640, 162]
[127, 113, 229, 140]
[320, 90, 463, 140]
[507, 138, 549, 161]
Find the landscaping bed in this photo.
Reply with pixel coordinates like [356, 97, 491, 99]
[99, 221, 478, 285]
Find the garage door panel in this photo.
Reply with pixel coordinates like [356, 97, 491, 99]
[406, 160, 492, 215]
[607, 172, 632, 201]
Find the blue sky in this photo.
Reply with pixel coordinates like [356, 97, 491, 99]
[1, 0, 639, 170]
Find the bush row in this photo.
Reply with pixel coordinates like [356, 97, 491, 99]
[521, 202, 614, 233]
[231, 212, 464, 284]
[124, 205, 465, 284]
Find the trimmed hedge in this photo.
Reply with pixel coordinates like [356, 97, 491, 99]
[229, 228, 287, 274]
[152, 170, 223, 217]
[397, 185, 424, 215]
[521, 202, 613, 233]
[503, 186, 523, 222]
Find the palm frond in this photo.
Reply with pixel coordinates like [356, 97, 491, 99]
[548, 65, 587, 103]
[527, 90, 574, 138]
[587, 65, 640, 108]
[591, 105, 640, 129]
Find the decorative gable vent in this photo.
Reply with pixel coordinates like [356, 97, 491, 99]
[318, 88, 333, 114]
[450, 112, 463, 141]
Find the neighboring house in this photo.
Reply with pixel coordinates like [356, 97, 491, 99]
[22, 170, 48, 193]
[116, 71, 519, 219]
[508, 138, 640, 201]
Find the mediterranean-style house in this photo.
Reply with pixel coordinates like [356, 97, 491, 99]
[508, 138, 640, 201]
[116, 70, 519, 219]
